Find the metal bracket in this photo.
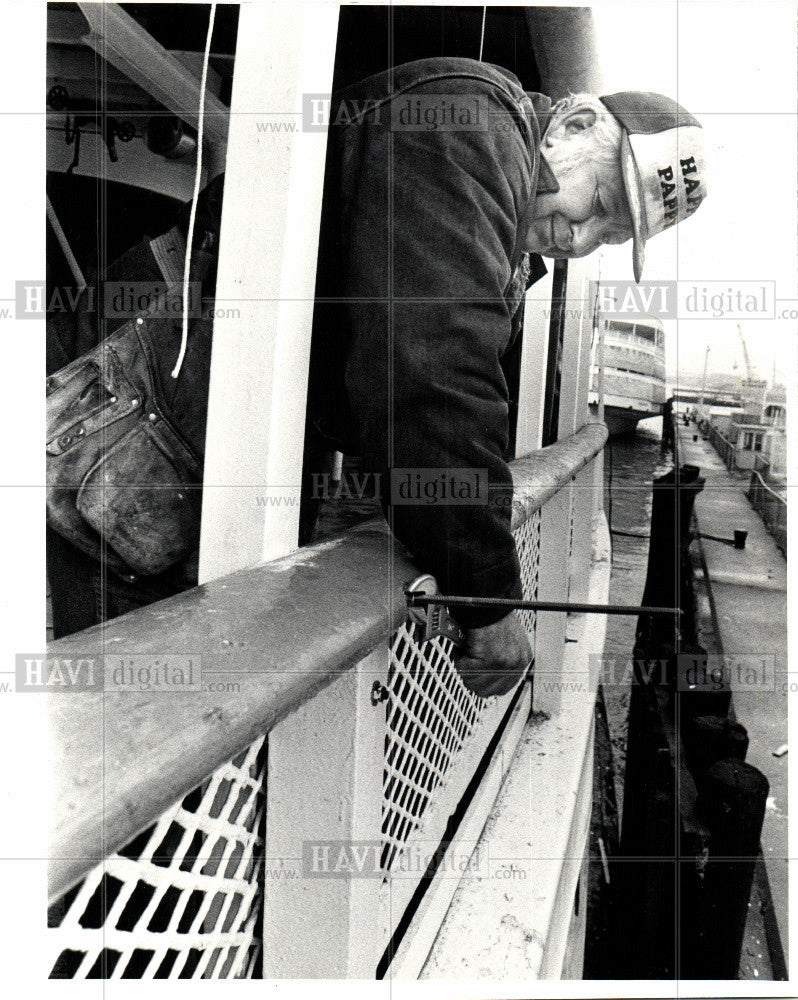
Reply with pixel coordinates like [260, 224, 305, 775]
[370, 680, 389, 706]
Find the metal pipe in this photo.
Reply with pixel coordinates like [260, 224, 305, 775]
[406, 592, 682, 617]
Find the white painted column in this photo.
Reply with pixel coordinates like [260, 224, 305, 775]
[573, 261, 596, 430]
[515, 268, 553, 457]
[557, 257, 589, 439]
[569, 460, 595, 604]
[199, 3, 340, 582]
[262, 653, 387, 978]
[533, 491, 570, 717]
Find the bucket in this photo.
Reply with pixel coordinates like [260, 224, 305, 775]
[733, 529, 748, 549]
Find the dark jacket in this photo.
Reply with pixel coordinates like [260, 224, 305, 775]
[48, 59, 555, 630]
[306, 58, 556, 627]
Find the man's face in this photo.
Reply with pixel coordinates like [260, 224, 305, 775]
[525, 107, 634, 259]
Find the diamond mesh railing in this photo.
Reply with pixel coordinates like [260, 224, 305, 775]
[49, 738, 267, 979]
[382, 626, 485, 874]
[381, 508, 542, 877]
[47, 422, 607, 979]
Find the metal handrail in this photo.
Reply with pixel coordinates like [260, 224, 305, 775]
[48, 421, 607, 902]
[748, 469, 787, 507]
[705, 421, 736, 469]
[747, 469, 787, 557]
[510, 421, 607, 529]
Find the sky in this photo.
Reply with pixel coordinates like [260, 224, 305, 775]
[592, 1, 797, 382]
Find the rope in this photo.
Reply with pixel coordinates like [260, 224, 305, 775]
[478, 6, 486, 61]
[172, 2, 217, 380]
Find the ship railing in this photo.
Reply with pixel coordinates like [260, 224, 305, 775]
[705, 421, 737, 470]
[752, 453, 772, 481]
[747, 470, 787, 557]
[46, 422, 607, 980]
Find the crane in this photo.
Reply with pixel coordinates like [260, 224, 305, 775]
[699, 344, 710, 409]
[737, 324, 756, 383]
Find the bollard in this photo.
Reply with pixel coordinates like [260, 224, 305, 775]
[693, 759, 769, 979]
[686, 715, 749, 781]
[727, 722, 749, 761]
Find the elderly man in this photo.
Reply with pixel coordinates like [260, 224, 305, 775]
[304, 57, 707, 697]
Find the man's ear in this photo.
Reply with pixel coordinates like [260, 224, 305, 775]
[543, 107, 597, 146]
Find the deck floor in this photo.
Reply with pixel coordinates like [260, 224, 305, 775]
[677, 417, 788, 975]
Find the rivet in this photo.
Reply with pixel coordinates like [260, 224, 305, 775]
[109, 395, 117, 404]
[131, 398, 139, 407]
[59, 435, 71, 447]
[148, 412, 157, 422]
[136, 317, 144, 325]
[74, 426, 84, 436]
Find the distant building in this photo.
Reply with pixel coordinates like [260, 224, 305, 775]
[589, 314, 666, 435]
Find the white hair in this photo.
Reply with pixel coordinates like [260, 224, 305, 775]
[546, 93, 623, 173]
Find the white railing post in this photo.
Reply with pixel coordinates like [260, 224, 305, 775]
[515, 270, 554, 456]
[563, 259, 595, 435]
[534, 490, 571, 716]
[199, 3, 340, 582]
[568, 459, 596, 604]
[262, 651, 387, 978]
[556, 259, 587, 441]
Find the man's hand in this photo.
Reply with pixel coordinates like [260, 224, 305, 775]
[455, 611, 532, 698]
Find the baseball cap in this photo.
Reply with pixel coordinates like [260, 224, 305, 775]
[599, 92, 707, 282]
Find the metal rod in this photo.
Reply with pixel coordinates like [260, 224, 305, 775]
[695, 532, 735, 547]
[406, 593, 682, 617]
[46, 195, 87, 292]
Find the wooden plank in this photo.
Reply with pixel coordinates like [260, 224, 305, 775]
[199, 3, 340, 581]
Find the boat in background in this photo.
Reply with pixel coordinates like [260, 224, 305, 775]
[589, 314, 667, 435]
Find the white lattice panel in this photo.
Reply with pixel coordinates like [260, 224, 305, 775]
[515, 508, 542, 647]
[382, 626, 486, 874]
[48, 737, 267, 980]
[381, 510, 542, 880]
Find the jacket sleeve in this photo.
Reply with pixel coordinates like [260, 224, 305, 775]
[336, 80, 535, 627]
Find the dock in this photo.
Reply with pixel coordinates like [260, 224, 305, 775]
[676, 415, 788, 973]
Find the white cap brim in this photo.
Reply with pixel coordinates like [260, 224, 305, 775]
[619, 129, 648, 284]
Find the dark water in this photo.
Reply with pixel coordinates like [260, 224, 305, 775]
[601, 416, 671, 814]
